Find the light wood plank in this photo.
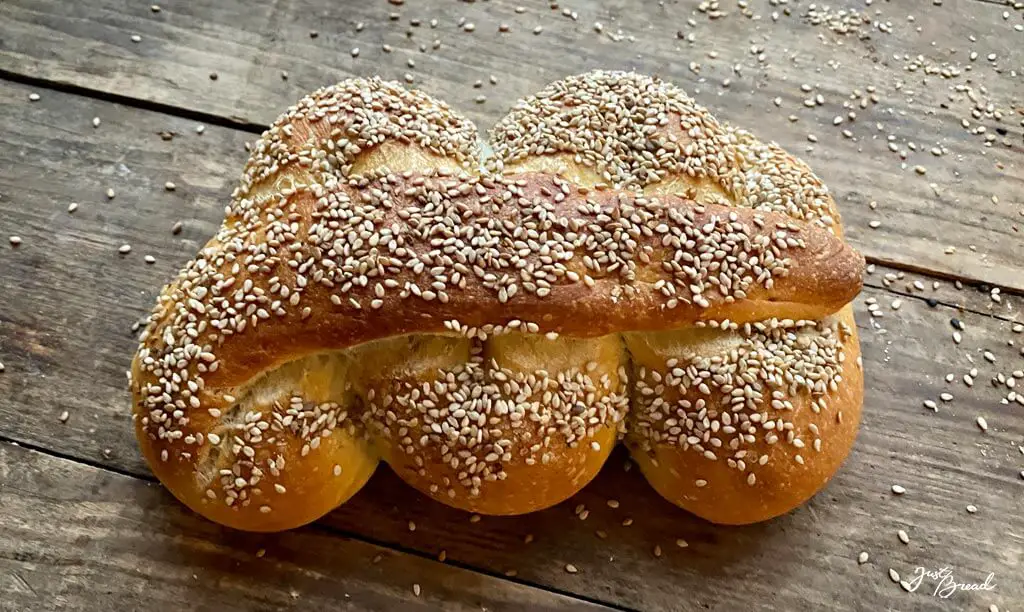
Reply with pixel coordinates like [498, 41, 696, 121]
[0, 81, 1020, 611]
[0, 441, 610, 612]
[0, 0, 1021, 288]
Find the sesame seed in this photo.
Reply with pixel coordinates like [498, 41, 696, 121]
[92, 117, 101, 128]
[897, 529, 909, 544]
[106, 188, 116, 199]
[891, 484, 906, 495]
[58, 411, 69, 423]
[858, 551, 869, 564]
[195, 125, 205, 134]
[565, 564, 578, 574]
[9, 236, 22, 246]
[144, 255, 156, 264]
[676, 538, 689, 548]
[966, 504, 977, 514]
[130, 72, 866, 513]
[889, 568, 900, 583]
[131, 35, 141, 43]
[976, 416, 988, 432]
[412, 584, 421, 597]
[165, 182, 176, 191]
[67, 202, 79, 213]
[118, 244, 132, 254]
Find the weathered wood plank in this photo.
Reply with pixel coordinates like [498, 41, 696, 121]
[1, 0, 1021, 289]
[0, 82, 1020, 611]
[0, 441, 610, 612]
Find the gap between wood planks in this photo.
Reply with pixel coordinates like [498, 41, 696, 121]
[0, 68, 1018, 306]
[0, 434, 632, 612]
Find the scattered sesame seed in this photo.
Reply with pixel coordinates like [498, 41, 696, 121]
[976, 416, 988, 432]
[891, 484, 906, 495]
[858, 551, 869, 564]
[897, 529, 909, 544]
[412, 584, 421, 597]
[676, 538, 689, 548]
[92, 117, 101, 128]
[58, 411, 69, 423]
[196, 124, 205, 135]
[67, 202, 79, 213]
[131, 35, 142, 43]
[889, 568, 900, 583]
[565, 563, 579, 574]
[164, 181, 176, 191]
[106, 188, 116, 199]
[9, 236, 23, 246]
[966, 504, 977, 514]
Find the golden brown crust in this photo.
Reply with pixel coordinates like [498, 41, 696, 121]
[155, 173, 861, 392]
[624, 306, 863, 525]
[131, 71, 865, 531]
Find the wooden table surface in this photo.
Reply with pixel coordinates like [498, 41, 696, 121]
[0, 0, 1021, 610]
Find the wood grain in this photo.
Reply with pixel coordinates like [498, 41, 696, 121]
[0, 0, 1021, 289]
[0, 81, 1020, 611]
[0, 441, 610, 612]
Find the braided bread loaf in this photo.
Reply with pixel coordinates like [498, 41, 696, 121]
[131, 71, 864, 531]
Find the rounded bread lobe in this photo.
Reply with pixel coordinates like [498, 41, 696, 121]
[131, 71, 865, 530]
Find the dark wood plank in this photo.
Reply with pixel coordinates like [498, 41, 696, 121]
[0, 82, 1020, 611]
[0, 441, 609, 612]
[1, 0, 1021, 289]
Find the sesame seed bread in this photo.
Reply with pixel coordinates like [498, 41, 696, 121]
[131, 72, 865, 531]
